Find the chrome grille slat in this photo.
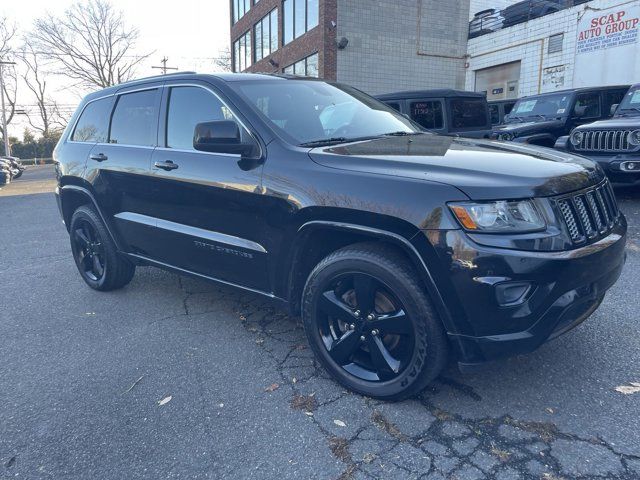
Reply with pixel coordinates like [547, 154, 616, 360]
[557, 180, 619, 245]
[574, 129, 631, 153]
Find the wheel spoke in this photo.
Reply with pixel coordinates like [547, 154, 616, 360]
[319, 291, 356, 322]
[353, 274, 376, 313]
[82, 224, 94, 243]
[92, 255, 104, 277]
[367, 335, 401, 380]
[74, 228, 90, 247]
[370, 310, 412, 335]
[328, 330, 361, 365]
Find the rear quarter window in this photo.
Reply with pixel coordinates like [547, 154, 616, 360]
[71, 97, 113, 143]
[449, 99, 489, 129]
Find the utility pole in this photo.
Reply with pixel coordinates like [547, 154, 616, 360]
[0, 60, 16, 157]
[151, 57, 178, 75]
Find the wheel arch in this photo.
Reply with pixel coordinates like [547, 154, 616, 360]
[284, 221, 453, 332]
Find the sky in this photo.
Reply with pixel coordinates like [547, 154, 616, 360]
[1, 0, 231, 138]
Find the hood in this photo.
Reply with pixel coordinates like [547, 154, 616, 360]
[574, 116, 640, 130]
[493, 119, 564, 135]
[309, 134, 604, 200]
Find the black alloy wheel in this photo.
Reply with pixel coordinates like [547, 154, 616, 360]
[72, 219, 106, 282]
[302, 243, 448, 400]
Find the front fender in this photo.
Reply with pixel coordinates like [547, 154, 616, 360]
[554, 135, 570, 151]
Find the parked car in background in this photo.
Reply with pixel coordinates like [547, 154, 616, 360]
[0, 163, 10, 186]
[502, 0, 562, 28]
[55, 73, 626, 400]
[0, 156, 24, 180]
[376, 89, 492, 138]
[491, 85, 629, 147]
[556, 84, 640, 186]
[469, 8, 504, 39]
[488, 99, 517, 125]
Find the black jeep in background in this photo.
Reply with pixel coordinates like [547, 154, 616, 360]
[376, 89, 492, 138]
[556, 84, 640, 185]
[489, 99, 517, 125]
[54, 73, 626, 400]
[492, 85, 629, 147]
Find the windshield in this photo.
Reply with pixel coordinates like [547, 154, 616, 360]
[236, 79, 420, 145]
[617, 86, 640, 114]
[508, 93, 571, 121]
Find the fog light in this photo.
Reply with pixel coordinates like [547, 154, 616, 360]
[622, 161, 639, 171]
[495, 282, 532, 306]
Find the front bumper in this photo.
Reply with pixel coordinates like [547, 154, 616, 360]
[420, 218, 627, 365]
[585, 154, 640, 184]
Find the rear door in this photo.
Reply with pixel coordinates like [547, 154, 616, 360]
[145, 81, 269, 291]
[408, 98, 447, 134]
[86, 83, 163, 256]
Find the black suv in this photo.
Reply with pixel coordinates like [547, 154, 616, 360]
[54, 73, 627, 400]
[376, 89, 492, 138]
[492, 85, 629, 147]
[556, 84, 640, 186]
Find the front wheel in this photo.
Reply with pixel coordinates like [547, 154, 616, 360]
[69, 205, 135, 291]
[302, 243, 448, 400]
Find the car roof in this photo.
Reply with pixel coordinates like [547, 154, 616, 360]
[517, 85, 631, 101]
[376, 89, 486, 101]
[81, 72, 311, 102]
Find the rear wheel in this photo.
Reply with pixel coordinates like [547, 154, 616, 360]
[302, 243, 448, 400]
[69, 205, 135, 291]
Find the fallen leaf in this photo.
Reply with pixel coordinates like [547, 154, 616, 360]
[614, 382, 640, 395]
[217, 403, 224, 408]
[304, 411, 314, 417]
[545, 407, 555, 414]
[292, 377, 297, 384]
[264, 383, 279, 392]
[333, 419, 346, 427]
[255, 338, 265, 345]
[123, 375, 145, 394]
[158, 395, 172, 406]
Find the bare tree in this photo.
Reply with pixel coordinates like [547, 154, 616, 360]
[30, 0, 152, 88]
[213, 47, 232, 72]
[19, 43, 67, 136]
[0, 17, 18, 142]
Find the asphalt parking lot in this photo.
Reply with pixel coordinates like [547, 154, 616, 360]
[1, 165, 639, 479]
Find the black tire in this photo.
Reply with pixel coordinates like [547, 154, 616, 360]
[69, 205, 135, 291]
[302, 242, 448, 401]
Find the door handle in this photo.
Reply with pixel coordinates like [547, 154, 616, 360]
[89, 153, 108, 162]
[154, 160, 179, 171]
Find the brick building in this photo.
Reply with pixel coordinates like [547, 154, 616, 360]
[230, 0, 471, 95]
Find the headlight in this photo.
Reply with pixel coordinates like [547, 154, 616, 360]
[629, 129, 640, 146]
[449, 200, 546, 233]
[570, 130, 584, 146]
[497, 132, 514, 141]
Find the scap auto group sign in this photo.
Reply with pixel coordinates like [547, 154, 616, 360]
[574, 4, 640, 86]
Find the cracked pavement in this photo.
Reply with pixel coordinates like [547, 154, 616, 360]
[1, 166, 640, 479]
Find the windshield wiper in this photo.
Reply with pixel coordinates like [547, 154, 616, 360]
[621, 106, 640, 114]
[381, 131, 424, 137]
[298, 137, 351, 147]
[508, 115, 526, 123]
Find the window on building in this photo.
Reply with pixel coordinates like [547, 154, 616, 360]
[548, 33, 564, 54]
[284, 53, 319, 77]
[410, 101, 444, 129]
[232, 0, 251, 24]
[254, 9, 278, 62]
[71, 97, 112, 143]
[283, 0, 319, 45]
[109, 90, 159, 146]
[233, 30, 252, 72]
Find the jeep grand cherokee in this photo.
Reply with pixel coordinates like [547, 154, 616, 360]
[54, 73, 627, 400]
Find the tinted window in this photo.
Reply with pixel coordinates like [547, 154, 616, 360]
[450, 98, 488, 129]
[166, 86, 237, 150]
[109, 90, 158, 146]
[573, 93, 600, 118]
[489, 105, 500, 125]
[504, 102, 515, 115]
[71, 97, 112, 142]
[386, 102, 401, 112]
[410, 101, 444, 129]
[602, 89, 626, 116]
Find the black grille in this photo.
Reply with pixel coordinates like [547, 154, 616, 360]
[574, 130, 631, 153]
[556, 181, 619, 244]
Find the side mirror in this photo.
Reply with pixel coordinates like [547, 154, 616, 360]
[503, 113, 511, 122]
[610, 104, 619, 116]
[193, 120, 252, 155]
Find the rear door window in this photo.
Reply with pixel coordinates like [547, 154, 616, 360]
[573, 93, 600, 119]
[449, 98, 489, 129]
[489, 104, 500, 125]
[109, 89, 160, 146]
[410, 100, 444, 129]
[71, 97, 113, 143]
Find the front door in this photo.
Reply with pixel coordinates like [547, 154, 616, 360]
[145, 82, 269, 291]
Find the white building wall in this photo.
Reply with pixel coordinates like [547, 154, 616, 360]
[465, 0, 640, 97]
